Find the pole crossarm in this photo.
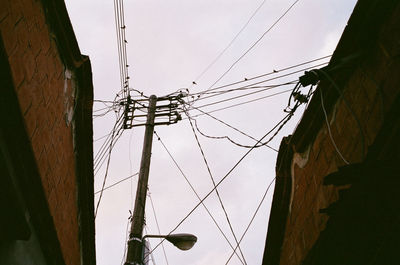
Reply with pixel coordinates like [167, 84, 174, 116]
[123, 94, 182, 128]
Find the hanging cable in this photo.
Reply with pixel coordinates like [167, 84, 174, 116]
[183, 105, 248, 265]
[186, 89, 293, 118]
[185, 105, 278, 152]
[144, 110, 296, 260]
[153, 131, 246, 265]
[95, 121, 121, 218]
[316, 68, 366, 158]
[320, 89, 349, 164]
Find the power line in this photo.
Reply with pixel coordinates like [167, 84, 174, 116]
[153, 131, 246, 265]
[186, 89, 293, 119]
[196, 0, 302, 99]
[224, 176, 276, 264]
[95, 120, 121, 218]
[320, 89, 349, 164]
[191, 81, 297, 110]
[187, 107, 278, 151]
[184, 106, 248, 265]
[94, 117, 124, 175]
[191, 80, 297, 104]
[94, 173, 139, 195]
[191, 0, 270, 85]
[144, 111, 295, 260]
[190, 55, 331, 96]
[188, 61, 329, 105]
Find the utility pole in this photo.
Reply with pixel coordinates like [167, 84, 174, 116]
[125, 95, 157, 265]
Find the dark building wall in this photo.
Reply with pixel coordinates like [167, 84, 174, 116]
[0, 0, 95, 264]
[263, 0, 400, 264]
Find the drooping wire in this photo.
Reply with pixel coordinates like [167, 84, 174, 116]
[194, 0, 302, 101]
[153, 131, 246, 264]
[316, 68, 366, 158]
[184, 105, 278, 152]
[143, 111, 295, 260]
[183, 105, 248, 265]
[320, 88, 349, 164]
[189, 112, 277, 151]
[181, 81, 302, 151]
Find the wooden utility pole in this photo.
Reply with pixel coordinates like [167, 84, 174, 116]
[125, 95, 157, 265]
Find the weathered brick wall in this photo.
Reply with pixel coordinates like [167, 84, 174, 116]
[278, 4, 400, 265]
[0, 1, 81, 264]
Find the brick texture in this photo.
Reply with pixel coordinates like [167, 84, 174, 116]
[0, 1, 81, 264]
[277, 5, 400, 265]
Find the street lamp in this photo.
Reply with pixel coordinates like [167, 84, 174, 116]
[143, 233, 197, 251]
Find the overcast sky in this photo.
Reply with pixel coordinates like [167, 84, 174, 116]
[65, 1, 357, 264]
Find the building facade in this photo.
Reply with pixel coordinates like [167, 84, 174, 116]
[0, 0, 95, 264]
[262, 0, 400, 264]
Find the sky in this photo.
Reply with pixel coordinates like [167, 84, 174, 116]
[65, 0, 357, 264]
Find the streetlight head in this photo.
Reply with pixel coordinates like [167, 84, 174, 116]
[165, 233, 197, 251]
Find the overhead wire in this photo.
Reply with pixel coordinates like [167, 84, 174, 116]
[144, 111, 296, 260]
[225, 175, 276, 264]
[95, 118, 122, 218]
[94, 115, 124, 175]
[190, 55, 331, 96]
[183, 105, 248, 265]
[316, 68, 366, 158]
[185, 89, 293, 119]
[153, 131, 246, 265]
[187, 106, 278, 151]
[194, 0, 302, 101]
[187, 61, 329, 106]
[190, 81, 297, 110]
[191, 80, 297, 105]
[94, 118, 122, 172]
[94, 172, 139, 195]
[191, 0, 269, 86]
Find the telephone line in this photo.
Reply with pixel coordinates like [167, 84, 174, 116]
[186, 89, 292, 119]
[185, 108, 248, 264]
[190, 54, 331, 96]
[154, 131, 246, 264]
[191, 0, 269, 85]
[196, 0, 301, 99]
[144, 112, 294, 259]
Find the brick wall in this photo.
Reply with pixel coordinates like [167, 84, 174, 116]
[277, 3, 400, 265]
[0, 1, 81, 264]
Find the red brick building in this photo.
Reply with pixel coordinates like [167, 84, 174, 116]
[0, 0, 95, 264]
[262, 0, 400, 264]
